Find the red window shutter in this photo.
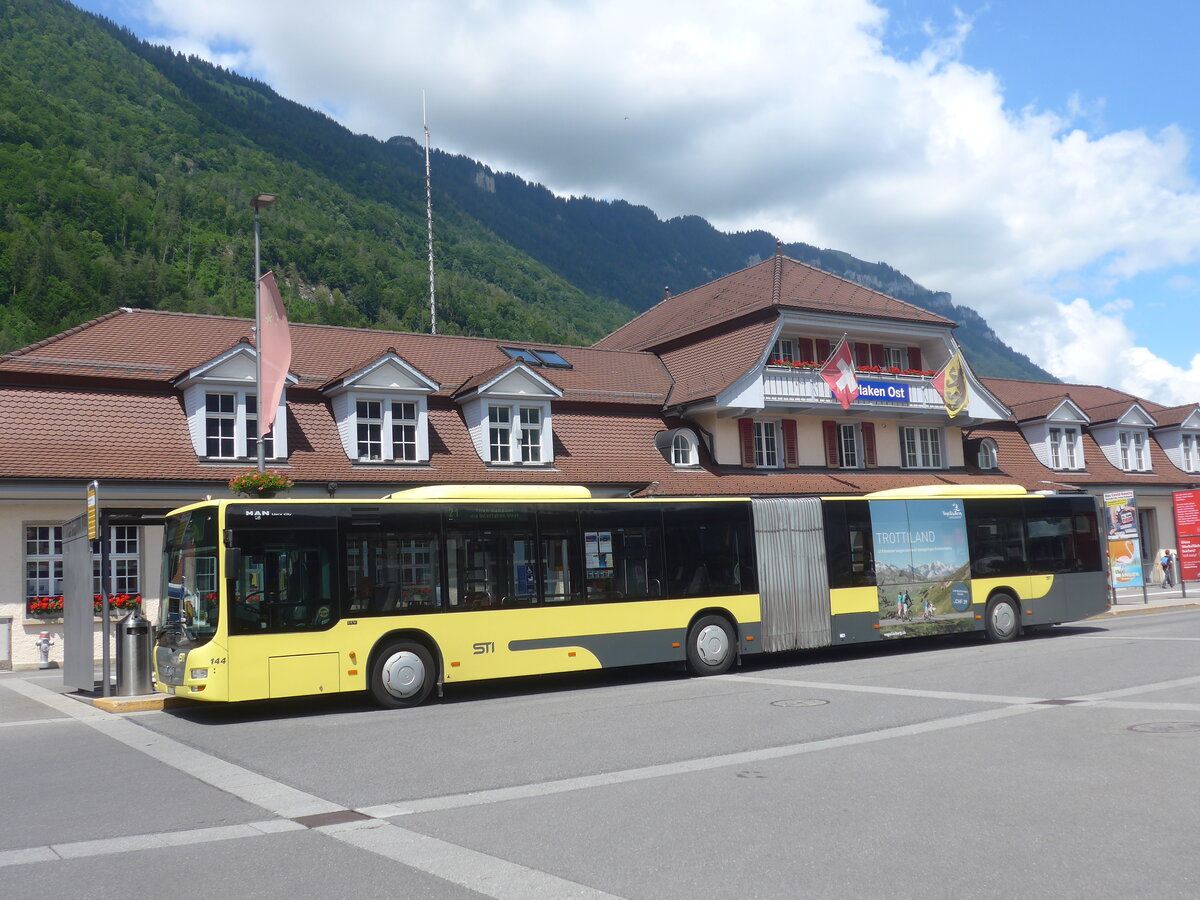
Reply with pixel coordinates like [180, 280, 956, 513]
[815, 338, 831, 363]
[822, 420, 839, 468]
[854, 343, 870, 365]
[907, 346, 922, 371]
[738, 418, 755, 467]
[798, 337, 815, 363]
[870, 344, 885, 367]
[781, 419, 798, 467]
[863, 422, 877, 467]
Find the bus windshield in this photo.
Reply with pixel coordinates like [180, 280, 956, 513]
[158, 507, 219, 648]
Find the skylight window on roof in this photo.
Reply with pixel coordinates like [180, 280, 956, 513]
[531, 349, 572, 369]
[500, 347, 543, 366]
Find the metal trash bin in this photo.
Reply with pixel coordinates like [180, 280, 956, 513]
[116, 610, 153, 696]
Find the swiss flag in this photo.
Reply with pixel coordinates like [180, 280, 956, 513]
[820, 336, 859, 410]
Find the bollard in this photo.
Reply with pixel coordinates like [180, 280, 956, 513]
[115, 611, 153, 696]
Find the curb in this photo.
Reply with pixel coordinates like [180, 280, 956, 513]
[89, 693, 184, 713]
[1098, 603, 1200, 619]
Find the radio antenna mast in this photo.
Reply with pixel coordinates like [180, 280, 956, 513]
[423, 90, 437, 335]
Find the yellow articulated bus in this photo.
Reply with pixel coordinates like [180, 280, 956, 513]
[154, 484, 1107, 708]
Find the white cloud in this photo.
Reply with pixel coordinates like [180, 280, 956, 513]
[132, 0, 1200, 402]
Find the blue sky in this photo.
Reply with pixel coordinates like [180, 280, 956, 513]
[67, 1, 1200, 404]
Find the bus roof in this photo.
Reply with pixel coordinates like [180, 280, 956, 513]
[862, 484, 1031, 500]
[384, 484, 594, 500]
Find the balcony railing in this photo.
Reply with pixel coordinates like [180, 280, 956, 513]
[762, 365, 945, 410]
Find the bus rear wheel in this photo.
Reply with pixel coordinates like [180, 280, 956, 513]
[686, 615, 736, 676]
[370, 641, 435, 708]
[985, 595, 1020, 643]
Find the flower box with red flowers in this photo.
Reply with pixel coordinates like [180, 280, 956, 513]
[25, 594, 142, 619]
[228, 469, 294, 498]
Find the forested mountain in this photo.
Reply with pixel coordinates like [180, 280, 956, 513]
[0, 0, 1051, 381]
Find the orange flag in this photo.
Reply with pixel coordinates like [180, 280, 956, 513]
[257, 271, 291, 438]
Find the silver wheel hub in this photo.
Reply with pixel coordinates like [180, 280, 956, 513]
[695, 624, 730, 666]
[381, 650, 426, 699]
[991, 603, 1017, 637]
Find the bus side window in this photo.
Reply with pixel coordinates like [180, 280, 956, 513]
[579, 507, 665, 602]
[824, 501, 875, 589]
[662, 504, 756, 598]
[965, 500, 1028, 577]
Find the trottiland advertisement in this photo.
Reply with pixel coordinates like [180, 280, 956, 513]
[1103, 490, 1144, 588]
[1173, 489, 1200, 583]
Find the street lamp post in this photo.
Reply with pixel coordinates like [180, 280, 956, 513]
[250, 193, 278, 473]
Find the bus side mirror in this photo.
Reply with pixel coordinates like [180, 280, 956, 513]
[224, 547, 242, 574]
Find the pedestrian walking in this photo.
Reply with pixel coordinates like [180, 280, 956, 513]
[1160, 550, 1174, 588]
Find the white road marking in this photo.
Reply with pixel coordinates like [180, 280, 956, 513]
[717, 673, 1045, 704]
[0, 716, 74, 728]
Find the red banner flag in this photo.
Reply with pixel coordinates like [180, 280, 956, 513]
[933, 351, 968, 418]
[257, 270, 291, 439]
[820, 336, 859, 410]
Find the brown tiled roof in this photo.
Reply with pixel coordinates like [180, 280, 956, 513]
[660, 318, 778, 407]
[982, 377, 1169, 423]
[1004, 394, 1082, 423]
[1152, 403, 1200, 428]
[595, 255, 955, 352]
[964, 422, 1199, 487]
[0, 309, 671, 404]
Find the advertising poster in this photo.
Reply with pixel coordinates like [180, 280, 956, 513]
[1103, 490, 1144, 588]
[1173, 489, 1200, 583]
[869, 499, 974, 636]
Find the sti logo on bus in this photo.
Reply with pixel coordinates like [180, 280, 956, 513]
[473, 641, 495, 655]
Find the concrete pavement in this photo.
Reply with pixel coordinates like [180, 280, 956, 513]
[1108, 579, 1200, 616]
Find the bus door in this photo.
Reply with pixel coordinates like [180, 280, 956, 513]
[225, 508, 339, 700]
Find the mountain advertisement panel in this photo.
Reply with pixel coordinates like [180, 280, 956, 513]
[870, 499, 973, 636]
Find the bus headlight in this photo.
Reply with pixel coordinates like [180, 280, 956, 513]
[190, 668, 209, 680]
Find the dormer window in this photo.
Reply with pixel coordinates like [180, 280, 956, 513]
[977, 438, 998, 470]
[456, 361, 562, 467]
[672, 432, 697, 466]
[1048, 426, 1081, 470]
[1183, 434, 1198, 472]
[177, 344, 293, 462]
[324, 352, 438, 465]
[1118, 430, 1149, 471]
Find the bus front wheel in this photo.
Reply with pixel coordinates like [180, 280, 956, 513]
[686, 615, 736, 676]
[370, 641, 435, 708]
[985, 595, 1021, 643]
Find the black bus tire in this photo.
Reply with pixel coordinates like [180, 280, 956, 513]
[686, 615, 736, 676]
[369, 640, 435, 708]
[985, 595, 1021, 643]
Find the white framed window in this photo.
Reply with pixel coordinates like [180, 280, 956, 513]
[977, 438, 998, 470]
[356, 400, 384, 460]
[93, 526, 140, 596]
[392, 402, 418, 462]
[754, 421, 779, 467]
[518, 407, 542, 462]
[901, 426, 943, 469]
[350, 397, 423, 464]
[245, 394, 274, 460]
[25, 525, 63, 599]
[771, 339, 795, 364]
[883, 346, 906, 369]
[485, 403, 550, 465]
[489, 406, 512, 462]
[25, 525, 140, 603]
[1119, 430, 1148, 471]
[1182, 434, 1198, 472]
[672, 432, 697, 466]
[838, 423, 860, 469]
[205, 393, 236, 457]
[204, 390, 279, 460]
[1049, 426, 1081, 470]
